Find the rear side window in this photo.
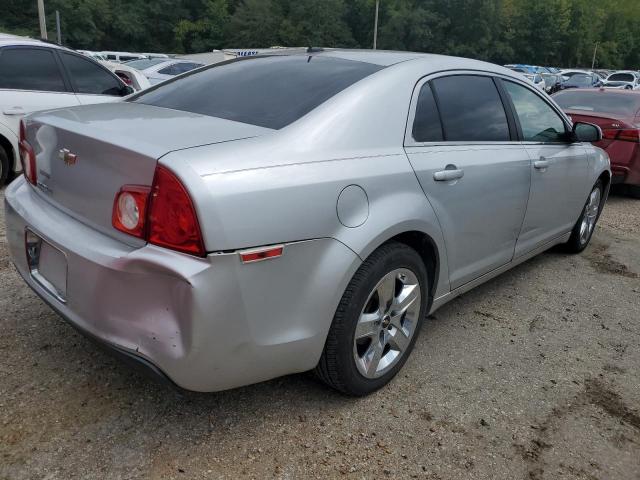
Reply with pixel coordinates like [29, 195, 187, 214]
[503, 81, 566, 142]
[0, 47, 67, 92]
[59, 52, 122, 95]
[133, 55, 384, 129]
[412, 83, 443, 142]
[431, 75, 510, 142]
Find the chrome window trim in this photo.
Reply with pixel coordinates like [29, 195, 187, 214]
[404, 70, 578, 148]
[404, 69, 520, 148]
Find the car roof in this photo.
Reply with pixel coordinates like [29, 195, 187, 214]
[296, 49, 520, 78]
[0, 36, 70, 52]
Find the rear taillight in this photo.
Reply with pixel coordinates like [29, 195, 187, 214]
[112, 186, 151, 238]
[147, 166, 205, 256]
[602, 128, 640, 143]
[112, 166, 205, 257]
[18, 120, 37, 185]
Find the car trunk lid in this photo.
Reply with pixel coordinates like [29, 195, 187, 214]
[23, 102, 271, 244]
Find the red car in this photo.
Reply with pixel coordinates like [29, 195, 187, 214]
[553, 88, 640, 197]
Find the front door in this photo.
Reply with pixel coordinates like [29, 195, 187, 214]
[405, 74, 531, 289]
[500, 80, 589, 257]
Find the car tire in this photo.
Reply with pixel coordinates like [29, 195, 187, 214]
[627, 184, 640, 199]
[563, 180, 604, 253]
[0, 146, 10, 185]
[315, 241, 428, 396]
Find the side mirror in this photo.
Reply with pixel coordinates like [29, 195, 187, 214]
[573, 122, 602, 143]
[120, 85, 135, 96]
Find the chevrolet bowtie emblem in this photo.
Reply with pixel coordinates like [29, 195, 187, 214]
[59, 148, 78, 166]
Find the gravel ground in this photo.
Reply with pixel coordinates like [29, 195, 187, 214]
[0, 188, 638, 480]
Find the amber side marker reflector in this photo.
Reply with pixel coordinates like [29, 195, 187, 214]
[239, 245, 284, 264]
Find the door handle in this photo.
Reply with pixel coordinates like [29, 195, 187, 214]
[534, 158, 550, 170]
[433, 167, 464, 182]
[3, 107, 24, 115]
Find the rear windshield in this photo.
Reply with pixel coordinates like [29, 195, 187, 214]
[125, 58, 166, 69]
[553, 91, 640, 116]
[131, 55, 384, 129]
[607, 73, 635, 82]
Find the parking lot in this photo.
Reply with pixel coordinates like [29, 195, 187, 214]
[0, 188, 638, 479]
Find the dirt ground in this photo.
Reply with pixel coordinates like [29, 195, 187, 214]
[0, 188, 638, 480]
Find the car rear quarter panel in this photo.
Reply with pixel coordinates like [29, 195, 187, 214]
[159, 60, 458, 300]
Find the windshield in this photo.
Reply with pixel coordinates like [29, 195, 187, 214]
[125, 58, 166, 70]
[607, 73, 635, 82]
[132, 55, 384, 129]
[554, 91, 640, 116]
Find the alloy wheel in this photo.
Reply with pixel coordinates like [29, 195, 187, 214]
[353, 268, 421, 379]
[579, 186, 601, 245]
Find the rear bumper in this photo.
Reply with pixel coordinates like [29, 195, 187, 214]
[5, 177, 359, 391]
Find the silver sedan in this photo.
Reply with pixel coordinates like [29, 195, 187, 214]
[5, 51, 610, 395]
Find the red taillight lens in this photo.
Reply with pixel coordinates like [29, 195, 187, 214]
[112, 186, 151, 238]
[147, 166, 205, 257]
[112, 166, 205, 257]
[602, 128, 640, 143]
[18, 120, 37, 185]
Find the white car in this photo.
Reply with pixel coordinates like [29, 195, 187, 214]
[0, 37, 132, 183]
[125, 58, 204, 85]
[603, 71, 640, 90]
[100, 60, 151, 91]
[101, 51, 147, 63]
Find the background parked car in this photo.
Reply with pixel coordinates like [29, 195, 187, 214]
[0, 37, 132, 183]
[124, 58, 204, 85]
[506, 66, 546, 91]
[603, 71, 640, 90]
[560, 69, 602, 80]
[77, 50, 107, 61]
[100, 60, 151, 91]
[101, 51, 147, 63]
[540, 73, 564, 94]
[553, 88, 640, 197]
[559, 72, 603, 90]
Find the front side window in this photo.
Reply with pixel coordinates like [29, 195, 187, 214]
[0, 47, 67, 92]
[412, 83, 443, 142]
[503, 80, 566, 142]
[431, 75, 510, 142]
[60, 52, 122, 95]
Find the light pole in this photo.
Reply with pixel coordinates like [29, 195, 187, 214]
[591, 42, 598, 70]
[55, 10, 61, 44]
[373, 0, 379, 50]
[37, 0, 48, 39]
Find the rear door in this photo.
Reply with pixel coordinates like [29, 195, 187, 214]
[404, 73, 531, 289]
[0, 46, 79, 136]
[500, 79, 589, 257]
[57, 51, 126, 105]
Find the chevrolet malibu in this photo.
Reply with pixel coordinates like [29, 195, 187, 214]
[5, 51, 610, 396]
